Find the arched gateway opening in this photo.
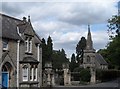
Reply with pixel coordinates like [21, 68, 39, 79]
[2, 62, 13, 88]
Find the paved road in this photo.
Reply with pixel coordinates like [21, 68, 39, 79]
[51, 79, 120, 89]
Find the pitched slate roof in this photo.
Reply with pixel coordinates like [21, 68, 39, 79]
[1, 13, 42, 44]
[95, 53, 108, 65]
[34, 33, 42, 44]
[18, 21, 34, 36]
[1, 13, 22, 40]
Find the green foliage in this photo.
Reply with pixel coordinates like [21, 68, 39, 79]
[42, 36, 69, 69]
[76, 37, 86, 63]
[69, 53, 78, 72]
[73, 67, 84, 72]
[107, 15, 120, 69]
[47, 36, 53, 61]
[107, 35, 120, 69]
[96, 69, 120, 82]
[41, 36, 53, 68]
[41, 38, 47, 68]
[52, 49, 69, 70]
[98, 15, 120, 69]
[71, 68, 91, 82]
[107, 15, 120, 38]
[80, 68, 91, 82]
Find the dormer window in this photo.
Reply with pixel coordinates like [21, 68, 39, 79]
[3, 39, 8, 51]
[25, 37, 32, 53]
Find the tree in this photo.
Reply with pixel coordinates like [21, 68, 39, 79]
[99, 15, 120, 69]
[107, 15, 120, 39]
[52, 49, 69, 70]
[41, 38, 47, 68]
[47, 36, 53, 62]
[107, 36, 120, 69]
[69, 53, 78, 72]
[97, 49, 115, 69]
[107, 15, 120, 69]
[76, 37, 86, 63]
[61, 48, 68, 62]
[41, 36, 53, 68]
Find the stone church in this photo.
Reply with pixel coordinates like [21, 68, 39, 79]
[83, 25, 108, 70]
[0, 13, 42, 88]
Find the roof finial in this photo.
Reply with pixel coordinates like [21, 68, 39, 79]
[28, 15, 30, 22]
[23, 17, 26, 23]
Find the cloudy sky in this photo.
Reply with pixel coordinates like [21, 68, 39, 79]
[0, 0, 119, 58]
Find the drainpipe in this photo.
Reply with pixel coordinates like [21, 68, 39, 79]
[37, 44, 40, 61]
[37, 44, 42, 87]
[17, 40, 20, 88]
[0, 37, 2, 86]
[37, 44, 40, 87]
[40, 45, 42, 87]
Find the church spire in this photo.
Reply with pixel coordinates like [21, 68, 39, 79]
[86, 25, 93, 50]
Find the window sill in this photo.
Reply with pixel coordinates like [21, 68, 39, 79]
[20, 81, 39, 84]
[3, 49, 9, 52]
[25, 52, 33, 55]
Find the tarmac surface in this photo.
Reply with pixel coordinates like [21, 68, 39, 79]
[51, 79, 120, 89]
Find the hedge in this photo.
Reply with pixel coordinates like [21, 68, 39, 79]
[96, 69, 120, 82]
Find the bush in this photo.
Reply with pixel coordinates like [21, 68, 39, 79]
[96, 69, 120, 82]
[80, 69, 91, 82]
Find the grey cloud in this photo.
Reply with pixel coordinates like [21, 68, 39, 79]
[1, 1, 117, 58]
[58, 2, 117, 25]
[2, 2, 24, 16]
[1, 2, 40, 17]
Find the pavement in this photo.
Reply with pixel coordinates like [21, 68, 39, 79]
[51, 79, 120, 89]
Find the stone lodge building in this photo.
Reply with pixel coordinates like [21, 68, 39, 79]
[0, 13, 42, 88]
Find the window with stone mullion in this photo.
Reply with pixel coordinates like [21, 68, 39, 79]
[30, 65, 34, 81]
[25, 37, 29, 52]
[25, 37, 32, 53]
[34, 65, 38, 81]
[29, 38, 32, 53]
[22, 65, 28, 81]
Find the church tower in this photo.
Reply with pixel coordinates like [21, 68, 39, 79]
[83, 25, 96, 84]
[83, 25, 96, 69]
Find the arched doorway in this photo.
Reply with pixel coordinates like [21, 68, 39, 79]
[2, 62, 13, 88]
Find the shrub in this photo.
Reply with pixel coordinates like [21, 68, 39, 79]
[80, 68, 91, 82]
[96, 69, 120, 82]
